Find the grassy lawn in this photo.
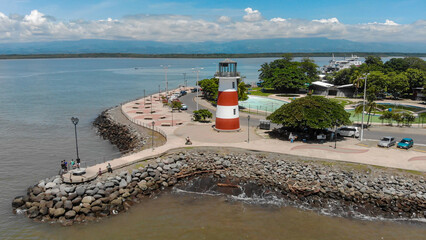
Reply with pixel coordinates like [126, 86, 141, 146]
[248, 87, 275, 97]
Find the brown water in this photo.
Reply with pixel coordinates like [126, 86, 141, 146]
[10, 191, 426, 240]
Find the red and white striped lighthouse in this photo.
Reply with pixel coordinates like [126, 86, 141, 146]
[215, 59, 240, 131]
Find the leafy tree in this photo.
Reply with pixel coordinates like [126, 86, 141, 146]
[355, 100, 377, 126]
[392, 112, 403, 126]
[405, 68, 426, 90]
[170, 100, 182, 111]
[193, 109, 212, 122]
[331, 68, 353, 85]
[350, 70, 366, 97]
[384, 58, 410, 73]
[386, 72, 409, 98]
[379, 111, 394, 125]
[259, 56, 318, 92]
[402, 57, 426, 71]
[402, 112, 415, 126]
[267, 96, 351, 130]
[364, 56, 384, 71]
[238, 81, 248, 101]
[198, 78, 219, 100]
[366, 71, 388, 98]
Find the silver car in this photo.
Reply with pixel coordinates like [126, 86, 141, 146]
[378, 136, 396, 148]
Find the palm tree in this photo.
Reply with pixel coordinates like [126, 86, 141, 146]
[354, 100, 378, 127]
[351, 70, 364, 98]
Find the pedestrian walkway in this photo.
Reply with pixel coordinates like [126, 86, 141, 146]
[62, 91, 426, 184]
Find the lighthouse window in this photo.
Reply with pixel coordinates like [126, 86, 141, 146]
[233, 109, 236, 115]
[232, 81, 235, 88]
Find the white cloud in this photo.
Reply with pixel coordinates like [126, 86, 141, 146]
[218, 16, 231, 23]
[243, 7, 262, 22]
[368, 19, 399, 26]
[0, 9, 424, 43]
[270, 17, 286, 22]
[312, 17, 340, 24]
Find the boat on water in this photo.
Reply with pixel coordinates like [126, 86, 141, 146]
[321, 54, 362, 74]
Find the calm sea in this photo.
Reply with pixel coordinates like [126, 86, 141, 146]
[1, 57, 424, 239]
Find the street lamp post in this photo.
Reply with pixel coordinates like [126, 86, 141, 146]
[71, 117, 80, 162]
[151, 121, 155, 150]
[192, 67, 203, 111]
[144, 89, 146, 105]
[247, 115, 250, 143]
[161, 65, 170, 96]
[360, 73, 369, 142]
[151, 95, 153, 114]
[183, 73, 187, 88]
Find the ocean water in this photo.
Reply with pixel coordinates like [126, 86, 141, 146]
[1, 57, 424, 239]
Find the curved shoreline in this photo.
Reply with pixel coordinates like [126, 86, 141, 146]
[12, 147, 426, 225]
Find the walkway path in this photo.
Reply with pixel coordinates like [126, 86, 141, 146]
[63, 90, 426, 183]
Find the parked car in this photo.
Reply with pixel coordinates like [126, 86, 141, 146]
[180, 104, 188, 110]
[377, 136, 396, 148]
[180, 90, 187, 96]
[397, 138, 414, 149]
[336, 126, 360, 138]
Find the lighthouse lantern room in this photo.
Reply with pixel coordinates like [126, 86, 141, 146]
[214, 59, 240, 131]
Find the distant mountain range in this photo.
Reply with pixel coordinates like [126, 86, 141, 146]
[0, 38, 425, 55]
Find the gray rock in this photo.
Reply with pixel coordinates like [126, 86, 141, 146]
[140, 172, 148, 179]
[45, 182, 56, 189]
[67, 192, 77, 200]
[71, 197, 82, 205]
[53, 208, 65, 217]
[64, 200, 73, 210]
[32, 187, 43, 195]
[76, 186, 86, 196]
[53, 178, 62, 184]
[12, 196, 25, 208]
[65, 210, 76, 219]
[38, 181, 46, 188]
[104, 182, 115, 188]
[81, 196, 94, 204]
[64, 186, 75, 193]
[126, 175, 131, 184]
[119, 179, 127, 188]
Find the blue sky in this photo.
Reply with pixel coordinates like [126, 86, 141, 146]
[1, 0, 424, 24]
[0, 0, 425, 43]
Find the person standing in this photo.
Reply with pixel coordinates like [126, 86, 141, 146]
[76, 158, 81, 169]
[107, 163, 113, 173]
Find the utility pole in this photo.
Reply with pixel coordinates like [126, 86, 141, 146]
[192, 67, 203, 111]
[247, 115, 250, 143]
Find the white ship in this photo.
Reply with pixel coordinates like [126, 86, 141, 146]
[321, 54, 362, 74]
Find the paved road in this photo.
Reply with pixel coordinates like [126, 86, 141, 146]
[180, 92, 426, 144]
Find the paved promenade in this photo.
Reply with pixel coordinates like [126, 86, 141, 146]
[63, 91, 426, 183]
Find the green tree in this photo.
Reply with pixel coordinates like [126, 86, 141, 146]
[355, 100, 377, 126]
[259, 56, 318, 92]
[331, 68, 353, 85]
[392, 112, 403, 126]
[386, 72, 409, 98]
[402, 112, 415, 126]
[170, 100, 182, 111]
[267, 96, 351, 130]
[379, 111, 394, 125]
[366, 71, 388, 98]
[384, 58, 410, 73]
[238, 81, 248, 101]
[350, 70, 366, 97]
[364, 56, 384, 72]
[405, 68, 426, 90]
[193, 109, 213, 122]
[198, 78, 219, 100]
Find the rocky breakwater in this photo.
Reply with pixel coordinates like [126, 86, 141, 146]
[12, 154, 186, 225]
[93, 109, 145, 153]
[12, 148, 426, 225]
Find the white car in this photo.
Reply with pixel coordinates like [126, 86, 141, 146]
[180, 104, 188, 110]
[337, 126, 360, 138]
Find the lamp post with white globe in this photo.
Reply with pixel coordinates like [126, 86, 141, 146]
[71, 117, 80, 162]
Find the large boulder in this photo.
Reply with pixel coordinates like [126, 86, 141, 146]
[119, 179, 127, 188]
[81, 196, 94, 204]
[76, 186, 86, 196]
[64, 200, 73, 210]
[71, 196, 82, 205]
[12, 196, 25, 208]
[32, 187, 43, 196]
[53, 208, 65, 218]
[45, 182, 56, 189]
[65, 210, 76, 219]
